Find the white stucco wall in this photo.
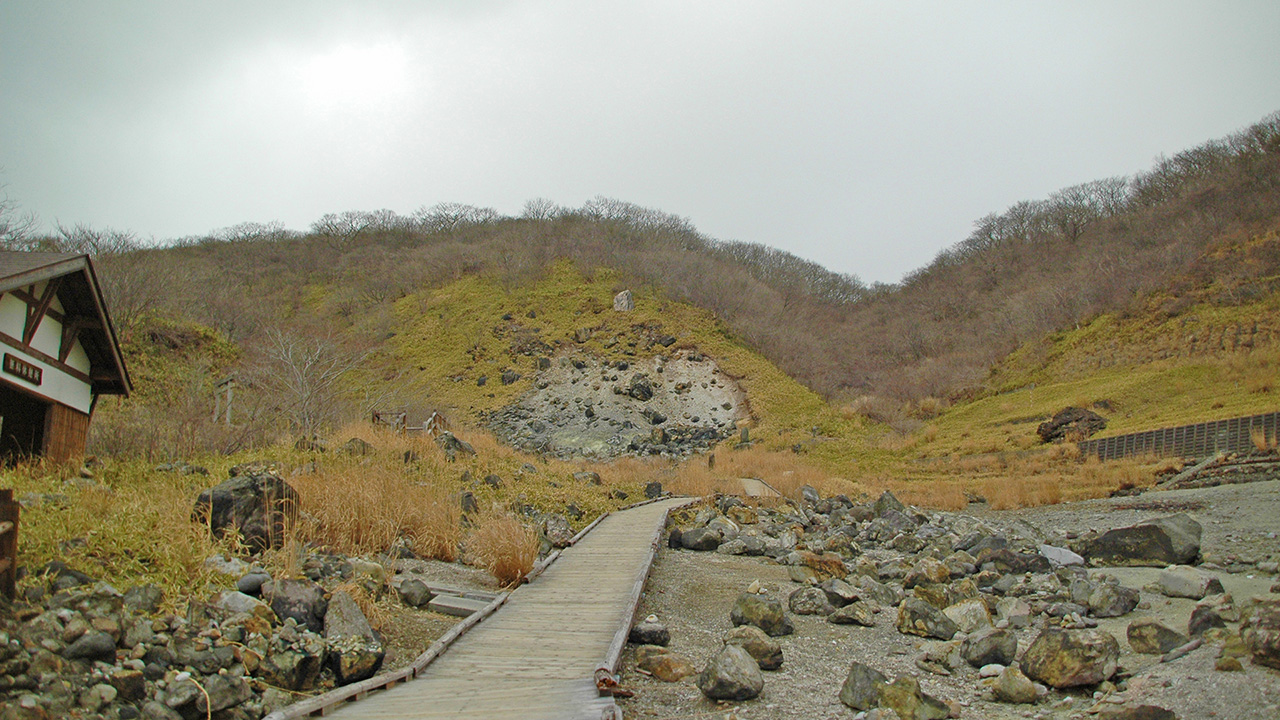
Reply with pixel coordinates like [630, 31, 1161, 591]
[0, 282, 93, 413]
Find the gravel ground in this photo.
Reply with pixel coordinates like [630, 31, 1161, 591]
[379, 558, 500, 671]
[617, 481, 1280, 720]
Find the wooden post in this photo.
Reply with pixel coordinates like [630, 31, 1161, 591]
[0, 488, 18, 600]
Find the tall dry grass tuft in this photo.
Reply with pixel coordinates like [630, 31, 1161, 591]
[288, 459, 459, 560]
[465, 511, 539, 588]
[1251, 426, 1277, 452]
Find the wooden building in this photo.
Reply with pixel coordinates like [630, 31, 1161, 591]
[0, 252, 131, 463]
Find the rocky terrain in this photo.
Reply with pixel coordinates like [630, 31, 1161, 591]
[489, 349, 748, 460]
[0, 463, 500, 720]
[618, 479, 1280, 719]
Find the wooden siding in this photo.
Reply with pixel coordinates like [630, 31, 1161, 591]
[43, 402, 89, 463]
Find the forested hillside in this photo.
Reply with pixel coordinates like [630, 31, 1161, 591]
[1, 112, 1276, 456]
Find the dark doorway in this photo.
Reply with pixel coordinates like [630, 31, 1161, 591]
[0, 381, 48, 463]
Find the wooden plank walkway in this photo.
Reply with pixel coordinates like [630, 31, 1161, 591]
[319, 497, 691, 720]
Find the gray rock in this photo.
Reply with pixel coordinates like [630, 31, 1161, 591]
[1088, 580, 1140, 618]
[1023, 628, 1120, 688]
[192, 470, 300, 552]
[877, 675, 951, 720]
[62, 631, 116, 661]
[993, 664, 1039, 704]
[1040, 544, 1085, 567]
[697, 644, 764, 700]
[141, 700, 184, 720]
[236, 572, 272, 596]
[788, 586, 835, 615]
[544, 513, 574, 548]
[1156, 565, 1223, 599]
[838, 661, 888, 710]
[1127, 619, 1188, 654]
[197, 673, 253, 714]
[215, 590, 271, 617]
[723, 625, 783, 670]
[258, 625, 328, 691]
[629, 621, 670, 647]
[1077, 514, 1201, 567]
[962, 627, 1018, 667]
[897, 597, 959, 640]
[681, 526, 722, 551]
[263, 579, 328, 634]
[644, 481, 663, 499]
[435, 431, 476, 460]
[325, 590, 385, 684]
[828, 601, 877, 627]
[397, 578, 434, 608]
[1243, 598, 1280, 669]
[339, 437, 374, 456]
[613, 290, 634, 311]
[122, 584, 164, 614]
[730, 592, 794, 637]
[873, 490, 906, 517]
[819, 577, 858, 607]
[716, 539, 749, 555]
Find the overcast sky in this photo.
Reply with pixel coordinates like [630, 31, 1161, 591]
[2, 2, 1278, 284]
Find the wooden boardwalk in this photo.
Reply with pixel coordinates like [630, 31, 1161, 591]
[319, 497, 691, 720]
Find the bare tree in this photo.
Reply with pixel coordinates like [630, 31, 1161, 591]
[0, 187, 38, 249]
[255, 328, 368, 435]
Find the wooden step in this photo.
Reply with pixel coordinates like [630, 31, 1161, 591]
[428, 594, 492, 617]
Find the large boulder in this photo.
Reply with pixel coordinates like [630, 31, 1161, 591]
[697, 645, 764, 700]
[1243, 599, 1280, 669]
[192, 470, 299, 552]
[897, 597, 959, 640]
[730, 592, 794, 637]
[1156, 565, 1223, 599]
[877, 676, 951, 720]
[962, 627, 1018, 667]
[680, 527, 722, 551]
[1076, 514, 1201, 567]
[788, 586, 835, 616]
[1037, 406, 1107, 442]
[1023, 628, 1120, 688]
[1127, 619, 1188, 655]
[324, 590, 385, 684]
[1088, 581, 1140, 618]
[838, 661, 888, 710]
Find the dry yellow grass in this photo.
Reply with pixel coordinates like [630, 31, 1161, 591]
[662, 445, 858, 500]
[288, 458, 460, 561]
[465, 511, 539, 588]
[1252, 426, 1278, 452]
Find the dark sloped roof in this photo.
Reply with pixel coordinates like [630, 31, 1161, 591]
[0, 251, 131, 396]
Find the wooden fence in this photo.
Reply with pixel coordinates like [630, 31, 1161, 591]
[0, 488, 17, 599]
[1078, 410, 1280, 461]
